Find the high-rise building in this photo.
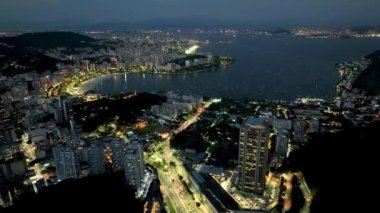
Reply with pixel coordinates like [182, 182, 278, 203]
[26, 79, 34, 91]
[62, 97, 82, 122]
[83, 144, 105, 175]
[275, 130, 288, 158]
[237, 118, 269, 194]
[124, 141, 145, 189]
[272, 118, 292, 131]
[293, 119, 306, 142]
[69, 119, 81, 148]
[104, 137, 126, 171]
[53, 144, 78, 180]
[307, 118, 319, 133]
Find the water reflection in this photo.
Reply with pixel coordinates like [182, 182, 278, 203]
[84, 35, 380, 100]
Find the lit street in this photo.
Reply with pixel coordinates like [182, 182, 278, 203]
[1, 3, 377, 210]
[147, 99, 216, 212]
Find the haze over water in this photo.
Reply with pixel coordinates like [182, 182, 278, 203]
[84, 34, 380, 101]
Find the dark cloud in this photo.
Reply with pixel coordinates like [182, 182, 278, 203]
[1, 0, 379, 30]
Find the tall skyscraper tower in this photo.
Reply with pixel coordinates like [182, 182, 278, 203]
[69, 119, 81, 148]
[124, 141, 145, 189]
[275, 130, 288, 158]
[237, 118, 269, 194]
[53, 144, 78, 181]
[104, 137, 126, 171]
[83, 144, 105, 175]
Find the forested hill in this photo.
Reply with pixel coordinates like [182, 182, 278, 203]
[0, 32, 99, 76]
[352, 50, 380, 95]
[0, 43, 58, 76]
[0, 31, 97, 50]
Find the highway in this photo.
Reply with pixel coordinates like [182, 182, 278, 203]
[150, 99, 215, 213]
[158, 170, 187, 212]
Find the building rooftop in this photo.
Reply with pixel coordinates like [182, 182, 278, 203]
[196, 164, 225, 176]
[245, 117, 266, 126]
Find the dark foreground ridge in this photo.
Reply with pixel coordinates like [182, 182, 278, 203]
[283, 121, 380, 212]
[4, 172, 143, 212]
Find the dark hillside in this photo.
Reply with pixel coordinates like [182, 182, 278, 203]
[283, 122, 380, 212]
[352, 50, 380, 95]
[0, 31, 97, 50]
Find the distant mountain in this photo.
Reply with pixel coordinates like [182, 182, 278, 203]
[352, 50, 380, 95]
[351, 26, 380, 34]
[0, 43, 24, 56]
[0, 43, 58, 76]
[271, 29, 291, 35]
[0, 31, 98, 76]
[0, 31, 97, 51]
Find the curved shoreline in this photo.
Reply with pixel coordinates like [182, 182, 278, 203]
[58, 61, 232, 96]
[80, 73, 117, 91]
[80, 67, 225, 93]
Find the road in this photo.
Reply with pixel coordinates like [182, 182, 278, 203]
[281, 172, 313, 212]
[152, 99, 215, 213]
[164, 100, 213, 164]
[175, 100, 213, 134]
[158, 170, 187, 212]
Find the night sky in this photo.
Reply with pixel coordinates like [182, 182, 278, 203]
[1, 0, 380, 30]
